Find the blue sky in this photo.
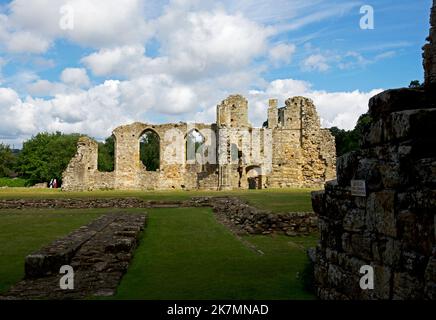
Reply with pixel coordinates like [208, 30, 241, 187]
[0, 0, 432, 147]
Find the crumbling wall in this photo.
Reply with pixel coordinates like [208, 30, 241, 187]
[311, 5, 436, 299]
[267, 97, 336, 188]
[62, 137, 115, 191]
[63, 95, 336, 191]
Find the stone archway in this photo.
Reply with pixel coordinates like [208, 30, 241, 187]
[246, 166, 262, 190]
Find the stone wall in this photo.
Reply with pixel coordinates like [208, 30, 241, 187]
[63, 95, 336, 191]
[211, 197, 318, 236]
[424, 1, 436, 87]
[1, 213, 147, 299]
[311, 5, 436, 299]
[267, 97, 336, 188]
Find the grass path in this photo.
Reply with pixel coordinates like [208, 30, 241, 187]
[114, 207, 317, 300]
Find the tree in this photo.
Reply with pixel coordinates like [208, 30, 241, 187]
[98, 136, 115, 172]
[15, 132, 81, 185]
[409, 80, 422, 88]
[329, 113, 372, 157]
[140, 131, 160, 171]
[0, 144, 17, 177]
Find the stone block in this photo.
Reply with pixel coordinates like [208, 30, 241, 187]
[336, 151, 360, 186]
[355, 159, 383, 192]
[384, 108, 436, 143]
[368, 89, 430, 119]
[311, 190, 325, 215]
[343, 208, 366, 232]
[392, 272, 425, 300]
[373, 264, 392, 300]
[372, 237, 401, 267]
[366, 191, 397, 237]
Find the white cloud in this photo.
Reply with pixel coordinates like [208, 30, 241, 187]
[269, 43, 296, 66]
[6, 31, 50, 53]
[302, 54, 330, 72]
[156, 8, 272, 80]
[244, 79, 383, 130]
[60, 68, 90, 88]
[5, 0, 151, 50]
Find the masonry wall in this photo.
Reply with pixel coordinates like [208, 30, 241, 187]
[311, 3, 436, 299]
[63, 95, 336, 191]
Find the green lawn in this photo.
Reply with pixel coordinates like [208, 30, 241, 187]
[0, 178, 27, 187]
[0, 188, 316, 212]
[115, 207, 317, 300]
[0, 207, 317, 299]
[0, 208, 108, 293]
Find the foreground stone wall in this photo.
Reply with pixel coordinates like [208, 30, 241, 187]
[311, 5, 436, 299]
[424, 1, 436, 87]
[2, 213, 147, 299]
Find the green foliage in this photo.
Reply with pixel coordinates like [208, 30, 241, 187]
[0, 144, 17, 177]
[0, 177, 27, 187]
[140, 131, 160, 171]
[15, 132, 81, 185]
[329, 113, 372, 157]
[409, 80, 423, 88]
[98, 136, 115, 172]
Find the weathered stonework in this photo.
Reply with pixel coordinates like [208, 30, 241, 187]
[311, 4, 436, 300]
[62, 95, 336, 191]
[1, 213, 147, 300]
[424, 0, 436, 87]
[211, 197, 318, 236]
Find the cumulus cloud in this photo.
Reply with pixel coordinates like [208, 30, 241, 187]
[60, 68, 90, 88]
[6, 0, 151, 49]
[269, 43, 296, 66]
[302, 54, 330, 72]
[0, 0, 393, 147]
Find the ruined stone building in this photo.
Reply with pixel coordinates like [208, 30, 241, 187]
[62, 96, 336, 191]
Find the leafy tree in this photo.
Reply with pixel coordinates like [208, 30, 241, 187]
[140, 131, 160, 171]
[329, 113, 372, 157]
[98, 136, 115, 172]
[0, 144, 17, 177]
[15, 132, 81, 185]
[409, 80, 423, 88]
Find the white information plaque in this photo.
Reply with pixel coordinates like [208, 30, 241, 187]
[351, 180, 366, 197]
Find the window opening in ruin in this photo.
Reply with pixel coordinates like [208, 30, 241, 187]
[97, 135, 115, 172]
[139, 129, 160, 171]
[186, 129, 205, 163]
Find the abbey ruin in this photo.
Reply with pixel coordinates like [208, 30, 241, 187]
[62, 96, 336, 191]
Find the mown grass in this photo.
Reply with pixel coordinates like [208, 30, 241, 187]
[114, 207, 317, 300]
[0, 208, 109, 293]
[0, 188, 316, 213]
[0, 207, 318, 299]
[0, 178, 28, 188]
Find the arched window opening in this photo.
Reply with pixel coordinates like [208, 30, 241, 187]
[140, 130, 160, 171]
[98, 135, 115, 172]
[186, 129, 205, 163]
